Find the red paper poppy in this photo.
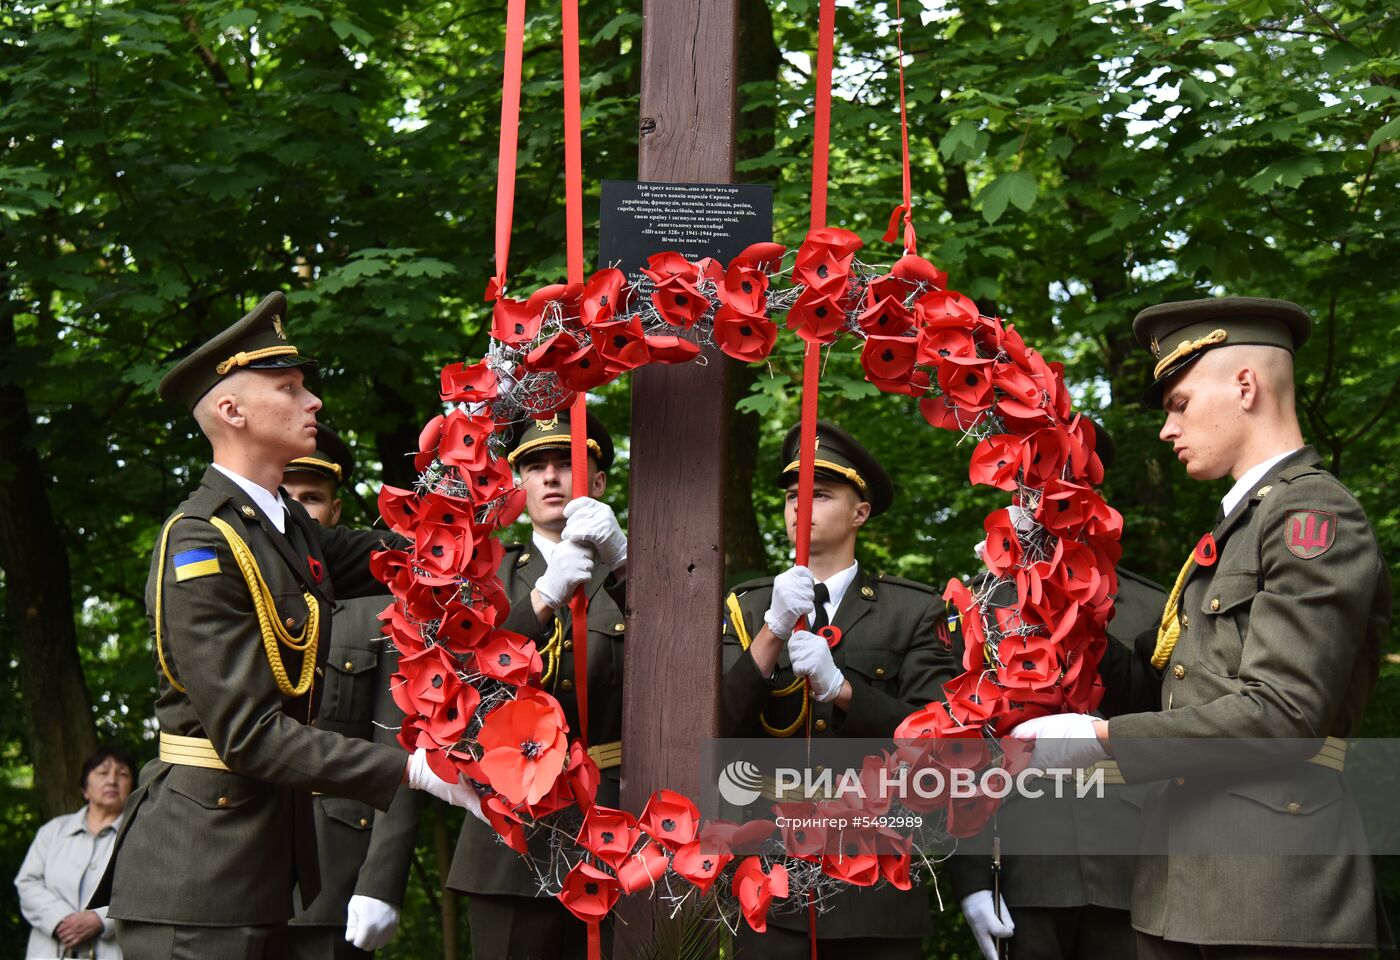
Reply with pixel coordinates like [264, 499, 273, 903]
[557, 861, 620, 924]
[697, 818, 777, 850]
[1065, 415, 1106, 487]
[370, 547, 414, 596]
[421, 682, 480, 748]
[435, 602, 493, 653]
[439, 359, 498, 404]
[463, 529, 503, 584]
[937, 355, 996, 413]
[491, 297, 544, 346]
[640, 251, 698, 284]
[802, 225, 863, 257]
[398, 579, 455, 623]
[713, 307, 777, 363]
[792, 246, 853, 298]
[483, 795, 527, 855]
[919, 394, 986, 433]
[894, 701, 956, 741]
[1036, 478, 1096, 537]
[968, 434, 1027, 491]
[822, 850, 880, 887]
[996, 633, 1060, 690]
[1051, 540, 1111, 608]
[861, 334, 918, 392]
[381, 600, 425, 657]
[857, 295, 915, 337]
[580, 268, 629, 327]
[890, 253, 947, 291]
[643, 334, 702, 364]
[487, 485, 527, 528]
[527, 281, 583, 320]
[473, 629, 542, 685]
[878, 849, 913, 891]
[437, 411, 493, 475]
[942, 670, 1006, 726]
[523, 331, 579, 373]
[776, 804, 828, 859]
[672, 839, 733, 895]
[576, 805, 641, 870]
[639, 789, 700, 851]
[982, 508, 1023, 576]
[915, 289, 979, 327]
[557, 340, 612, 392]
[395, 714, 455, 775]
[1019, 427, 1070, 488]
[476, 690, 569, 806]
[617, 841, 671, 895]
[412, 522, 470, 584]
[563, 739, 601, 813]
[915, 322, 977, 367]
[468, 576, 513, 628]
[393, 645, 462, 717]
[946, 790, 999, 838]
[729, 241, 787, 272]
[785, 289, 848, 343]
[591, 318, 651, 374]
[720, 263, 770, 316]
[733, 857, 789, 933]
[650, 275, 711, 328]
[414, 415, 446, 473]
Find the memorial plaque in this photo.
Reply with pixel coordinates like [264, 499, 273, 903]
[597, 179, 773, 281]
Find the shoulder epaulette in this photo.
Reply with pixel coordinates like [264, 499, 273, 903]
[729, 575, 775, 596]
[872, 572, 940, 596]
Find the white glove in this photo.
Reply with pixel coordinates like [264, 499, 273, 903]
[562, 497, 627, 571]
[763, 565, 816, 641]
[1008, 713, 1107, 771]
[961, 890, 1014, 960]
[406, 748, 488, 823]
[787, 629, 845, 703]
[534, 539, 595, 610]
[345, 895, 400, 950]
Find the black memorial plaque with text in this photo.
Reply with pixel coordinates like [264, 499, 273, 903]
[598, 180, 773, 282]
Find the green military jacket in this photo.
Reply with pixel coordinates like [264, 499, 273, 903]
[721, 566, 955, 940]
[291, 595, 425, 926]
[1104, 447, 1392, 949]
[94, 468, 408, 926]
[448, 539, 627, 896]
[950, 568, 1165, 911]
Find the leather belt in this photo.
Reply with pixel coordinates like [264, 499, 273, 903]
[587, 740, 621, 770]
[159, 731, 229, 771]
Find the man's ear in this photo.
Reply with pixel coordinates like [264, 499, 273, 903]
[1237, 366, 1260, 411]
[852, 499, 871, 529]
[213, 392, 246, 430]
[590, 469, 607, 499]
[330, 496, 343, 527]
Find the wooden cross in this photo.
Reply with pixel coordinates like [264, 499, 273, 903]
[617, 0, 739, 952]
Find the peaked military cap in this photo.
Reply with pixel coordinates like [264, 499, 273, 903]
[1134, 297, 1310, 406]
[285, 423, 354, 486]
[506, 408, 614, 471]
[158, 291, 319, 411]
[776, 419, 894, 517]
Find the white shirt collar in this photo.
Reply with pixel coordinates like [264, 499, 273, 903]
[213, 463, 288, 534]
[817, 561, 860, 620]
[532, 531, 560, 565]
[1221, 448, 1300, 518]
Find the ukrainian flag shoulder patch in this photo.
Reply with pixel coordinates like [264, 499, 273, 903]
[173, 546, 221, 581]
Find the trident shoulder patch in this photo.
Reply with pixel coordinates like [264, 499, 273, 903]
[1285, 510, 1336, 560]
[173, 546, 221, 581]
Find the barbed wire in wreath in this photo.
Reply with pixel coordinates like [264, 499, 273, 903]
[371, 225, 1121, 935]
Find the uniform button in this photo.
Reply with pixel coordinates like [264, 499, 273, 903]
[1173, 777, 1186, 786]
[1181, 614, 1190, 628]
[614, 623, 625, 632]
[814, 719, 828, 732]
[561, 678, 574, 690]
[1173, 665, 1186, 680]
[359, 817, 370, 828]
[874, 666, 886, 678]
[217, 795, 230, 808]
[1286, 802, 1301, 815]
[242, 505, 256, 518]
[861, 586, 875, 599]
[1210, 598, 1220, 611]
[285, 616, 296, 628]
[563, 639, 573, 650]
[518, 554, 531, 566]
[344, 660, 354, 670]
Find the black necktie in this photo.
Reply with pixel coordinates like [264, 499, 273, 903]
[811, 582, 830, 632]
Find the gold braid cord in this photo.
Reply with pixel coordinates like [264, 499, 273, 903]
[154, 513, 189, 694]
[1150, 553, 1195, 669]
[1153, 328, 1227, 379]
[207, 516, 320, 697]
[725, 593, 809, 738]
[539, 616, 564, 685]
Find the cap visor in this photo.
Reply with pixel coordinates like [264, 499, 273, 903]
[246, 354, 319, 373]
[1140, 352, 1203, 407]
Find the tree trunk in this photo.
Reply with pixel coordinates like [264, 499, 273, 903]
[0, 288, 98, 819]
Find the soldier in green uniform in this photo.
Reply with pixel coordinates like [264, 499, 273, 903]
[281, 426, 425, 959]
[953, 423, 1167, 960]
[91, 293, 483, 959]
[447, 409, 629, 960]
[1011, 298, 1392, 959]
[721, 420, 958, 960]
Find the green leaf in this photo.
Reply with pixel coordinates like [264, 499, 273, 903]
[215, 9, 257, 31]
[330, 18, 373, 47]
[937, 121, 980, 162]
[593, 12, 640, 42]
[1244, 155, 1323, 193]
[977, 171, 1037, 225]
[1368, 115, 1400, 150]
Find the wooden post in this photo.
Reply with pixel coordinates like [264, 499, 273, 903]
[617, 0, 739, 954]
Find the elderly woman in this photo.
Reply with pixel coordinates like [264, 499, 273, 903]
[15, 745, 135, 959]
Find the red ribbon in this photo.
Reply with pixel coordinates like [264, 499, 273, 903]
[485, 0, 527, 301]
[880, 0, 917, 254]
[561, 0, 591, 756]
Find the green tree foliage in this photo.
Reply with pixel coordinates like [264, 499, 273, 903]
[1, 0, 1394, 956]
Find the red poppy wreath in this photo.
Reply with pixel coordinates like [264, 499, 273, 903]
[371, 225, 1122, 935]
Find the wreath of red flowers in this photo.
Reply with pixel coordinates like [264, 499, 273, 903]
[373, 222, 1122, 934]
